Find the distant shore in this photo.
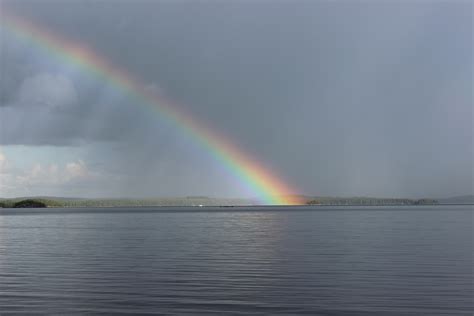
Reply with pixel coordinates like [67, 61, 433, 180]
[0, 196, 462, 209]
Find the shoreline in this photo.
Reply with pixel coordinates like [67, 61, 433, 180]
[1, 203, 471, 211]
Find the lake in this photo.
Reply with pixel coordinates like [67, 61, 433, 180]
[0, 205, 472, 315]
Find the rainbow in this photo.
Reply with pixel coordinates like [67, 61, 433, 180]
[0, 10, 304, 205]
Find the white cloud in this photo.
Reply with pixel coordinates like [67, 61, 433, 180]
[0, 151, 101, 197]
[16, 159, 94, 187]
[65, 160, 90, 179]
[0, 152, 7, 173]
[0, 151, 17, 194]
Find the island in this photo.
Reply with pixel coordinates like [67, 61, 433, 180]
[0, 199, 48, 208]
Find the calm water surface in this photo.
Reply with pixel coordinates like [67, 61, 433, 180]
[0, 206, 472, 315]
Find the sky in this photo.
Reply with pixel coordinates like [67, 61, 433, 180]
[0, 0, 472, 199]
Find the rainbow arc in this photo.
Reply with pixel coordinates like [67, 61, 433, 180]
[0, 11, 304, 205]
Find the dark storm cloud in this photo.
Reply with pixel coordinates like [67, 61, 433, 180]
[1, 0, 472, 198]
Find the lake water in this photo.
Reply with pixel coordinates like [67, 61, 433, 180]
[0, 206, 472, 315]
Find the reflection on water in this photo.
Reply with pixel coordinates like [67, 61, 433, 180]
[0, 206, 472, 315]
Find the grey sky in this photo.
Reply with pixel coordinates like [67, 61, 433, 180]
[0, 0, 472, 199]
